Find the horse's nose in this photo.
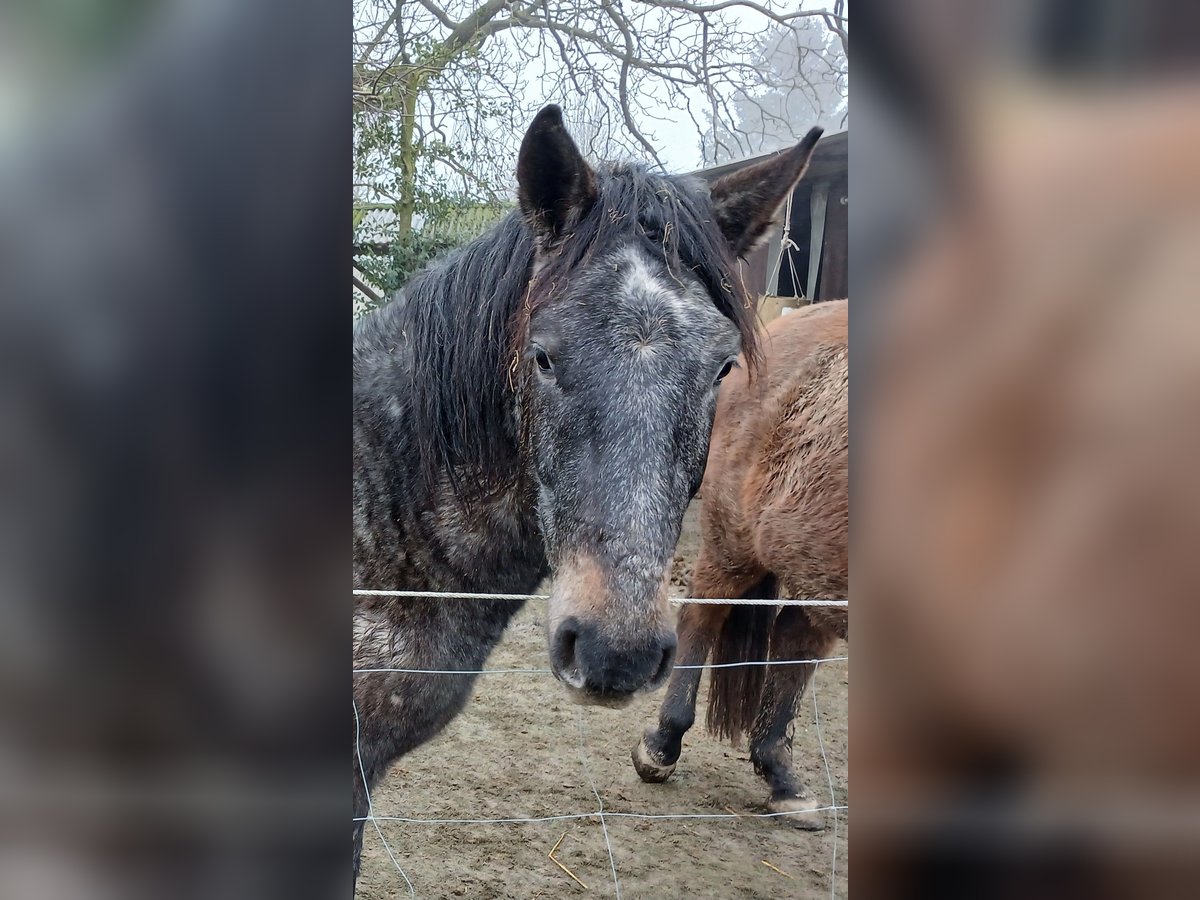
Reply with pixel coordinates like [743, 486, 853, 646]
[551, 617, 677, 700]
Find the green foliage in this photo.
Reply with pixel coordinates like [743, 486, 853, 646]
[353, 200, 512, 313]
[355, 232, 461, 305]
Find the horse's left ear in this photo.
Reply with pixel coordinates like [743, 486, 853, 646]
[517, 105, 597, 249]
[710, 127, 823, 258]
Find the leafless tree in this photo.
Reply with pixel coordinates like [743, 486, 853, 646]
[353, 0, 849, 243]
[706, 15, 847, 165]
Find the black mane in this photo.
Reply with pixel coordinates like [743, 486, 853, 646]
[354, 162, 758, 497]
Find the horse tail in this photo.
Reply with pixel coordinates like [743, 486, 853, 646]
[705, 578, 778, 745]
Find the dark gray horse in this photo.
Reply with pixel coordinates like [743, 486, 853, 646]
[352, 104, 821, 887]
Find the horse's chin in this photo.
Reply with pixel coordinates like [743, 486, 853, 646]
[560, 684, 638, 710]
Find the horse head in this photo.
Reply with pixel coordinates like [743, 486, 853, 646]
[512, 105, 822, 705]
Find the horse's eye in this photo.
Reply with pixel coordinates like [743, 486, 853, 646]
[535, 350, 554, 373]
[715, 359, 737, 384]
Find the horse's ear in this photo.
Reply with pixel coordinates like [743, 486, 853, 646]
[710, 127, 823, 258]
[517, 105, 597, 248]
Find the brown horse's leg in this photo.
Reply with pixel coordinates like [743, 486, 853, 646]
[632, 553, 773, 782]
[747, 608, 839, 829]
[632, 600, 732, 782]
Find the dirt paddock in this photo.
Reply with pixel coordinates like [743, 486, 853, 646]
[358, 501, 849, 899]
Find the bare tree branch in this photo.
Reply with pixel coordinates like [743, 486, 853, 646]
[352, 0, 848, 300]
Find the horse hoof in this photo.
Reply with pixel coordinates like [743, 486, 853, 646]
[767, 795, 827, 830]
[631, 738, 676, 783]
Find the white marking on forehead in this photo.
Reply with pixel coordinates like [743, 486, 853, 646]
[620, 246, 718, 322]
[622, 246, 671, 297]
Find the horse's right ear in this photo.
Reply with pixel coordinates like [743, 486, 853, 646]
[517, 105, 597, 249]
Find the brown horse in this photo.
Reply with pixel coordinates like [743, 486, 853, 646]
[632, 299, 848, 828]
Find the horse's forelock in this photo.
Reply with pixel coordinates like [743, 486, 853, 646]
[517, 164, 760, 367]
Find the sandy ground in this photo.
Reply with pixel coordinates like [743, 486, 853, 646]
[358, 500, 848, 900]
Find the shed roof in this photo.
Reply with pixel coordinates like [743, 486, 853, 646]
[693, 130, 847, 183]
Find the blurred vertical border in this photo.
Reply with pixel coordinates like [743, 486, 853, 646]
[0, 2, 348, 898]
[851, 1, 1200, 898]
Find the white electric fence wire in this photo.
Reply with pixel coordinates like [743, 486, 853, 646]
[353, 806, 847, 825]
[354, 698, 415, 899]
[353, 656, 848, 676]
[811, 661, 841, 900]
[577, 709, 622, 899]
[354, 588, 846, 608]
[353, 589, 848, 895]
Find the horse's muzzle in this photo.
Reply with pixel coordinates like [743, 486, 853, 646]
[550, 616, 677, 703]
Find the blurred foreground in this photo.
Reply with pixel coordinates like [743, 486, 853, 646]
[0, 2, 347, 899]
[853, 2, 1200, 897]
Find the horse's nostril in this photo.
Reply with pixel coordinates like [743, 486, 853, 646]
[651, 635, 677, 688]
[551, 618, 581, 675]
